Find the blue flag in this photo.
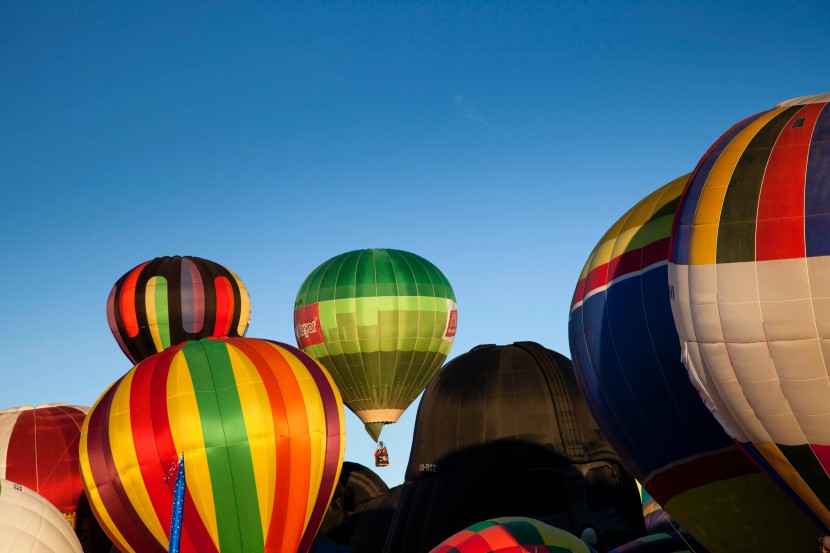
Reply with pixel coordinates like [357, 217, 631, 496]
[169, 454, 185, 553]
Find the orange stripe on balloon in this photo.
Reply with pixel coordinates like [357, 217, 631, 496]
[120, 262, 150, 338]
[213, 277, 233, 336]
[477, 524, 520, 549]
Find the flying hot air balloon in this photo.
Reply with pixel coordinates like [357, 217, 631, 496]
[294, 248, 457, 442]
[0, 478, 84, 553]
[668, 93, 830, 530]
[429, 517, 591, 553]
[568, 176, 822, 550]
[0, 404, 88, 529]
[80, 337, 345, 553]
[106, 256, 251, 364]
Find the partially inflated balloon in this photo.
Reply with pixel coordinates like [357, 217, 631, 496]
[668, 93, 830, 530]
[430, 517, 590, 553]
[0, 404, 88, 529]
[294, 248, 457, 440]
[569, 176, 821, 550]
[0, 478, 83, 552]
[80, 337, 345, 553]
[107, 256, 251, 364]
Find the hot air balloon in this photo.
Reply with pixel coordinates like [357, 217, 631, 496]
[609, 533, 691, 553]
[668, 93, 830, 531]
[385, 342, 644, 553]
[80, 337, 345, 553]
[0, 478, 83, 553]
[568, 176, 822, 550]
[429, 517, 591, 553]
[106, 256, 251, 364]
[294, 248, 457, 442]
[0, 404, 88, 529]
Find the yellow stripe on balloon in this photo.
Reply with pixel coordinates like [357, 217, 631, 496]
[755, 442, 830, 528]
[108, 369, 168, 547]
[145, 276, 164, 353]
[229, 270, 251, 336]
[689, 108, 786, 265]
[80, 385, 136, 553]
[226, 343, 277, 541]
[166, 350, 220, 549]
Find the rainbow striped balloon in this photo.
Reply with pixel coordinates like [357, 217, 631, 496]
[80, 337, 345, 553]
[106, 256, 251, 364]
[430, 517, 590, 553]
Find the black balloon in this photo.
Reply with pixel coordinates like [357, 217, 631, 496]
[383, 342, 645, 553]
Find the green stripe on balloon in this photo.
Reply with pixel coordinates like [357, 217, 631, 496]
[502, 519, 546, 548]
[154, 276, 171, 350]
[183, 341, 263, 551]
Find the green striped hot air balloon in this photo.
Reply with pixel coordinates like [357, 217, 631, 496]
[294, 249, 458, 441]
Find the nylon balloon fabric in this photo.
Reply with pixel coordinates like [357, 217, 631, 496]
[79, 337, 345, 553]
[668, 94, 830, 531]
[0, 404, 88, 529]
[568, 176, 821, 550]
[429, 517, 591, 553]
[106, 256, 251, 364]
[294, 248, 457, 441]
[0, 478, 84, 553]
[384, 342, 644, 553]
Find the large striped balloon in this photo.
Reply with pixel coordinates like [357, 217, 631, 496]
[569, 176, 822, 550]
[0, 478, 84, 553]
[107, 256, 251, 364]
[429, 517, 590, 553]
[668, 93, 830, 529]
[80, 337, 345, 553]
[0, 404, 88, 529]
[294, 248, 457, 441]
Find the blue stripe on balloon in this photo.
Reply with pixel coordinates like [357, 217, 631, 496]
[805, 103, 830, 257]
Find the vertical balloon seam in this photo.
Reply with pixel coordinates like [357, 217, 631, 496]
[668, 110, 771, 266]
[225, 341, 280, 548]
[163, 348, 219, 553]
[232, 339, 293, 550]
[107, 285, 133, 362]
[189, 340, 261, 551]
[387, 250, 421, 412]
[120, 262, 149, 339]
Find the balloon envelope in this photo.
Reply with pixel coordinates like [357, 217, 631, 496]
[0, 404, 88, 529]
[107, 256, 251, 364]
[385, 342, 644, 553]
[0, 478, 83, 553]
[429, 517, 590, 553]
[294, 248, 457, 440]
[668, 94, 830, 530]
[569, 176, 821, 550]
[80, 337, 345, 553]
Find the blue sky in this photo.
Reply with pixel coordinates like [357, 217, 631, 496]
[1, 0, 828, 488]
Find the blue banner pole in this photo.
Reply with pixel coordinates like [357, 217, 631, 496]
[168, 453, 185, 553]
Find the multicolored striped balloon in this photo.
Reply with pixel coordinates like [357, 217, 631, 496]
[668, 93, 830, 531]
[0, 478, 84, 553]
[80, 337, 345, 553]
[429, 517, 590, 553]
[569, 176, 822, 550]
[106, 256, 251, 364]
[294, 248, 457, 441]
[0, 404, 88, 529]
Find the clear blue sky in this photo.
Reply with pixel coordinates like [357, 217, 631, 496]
[1, 0, 828, 488]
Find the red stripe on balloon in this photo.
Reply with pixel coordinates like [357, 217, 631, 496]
[756, 103, 823, 261]
[137, 345, 218, 553]
[230, 340, 296, 550]
[213, 277, 233, 336]
[120, 262, 150, 338]
[643, 446, 757, 506]
[85, 380, 165, 552]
